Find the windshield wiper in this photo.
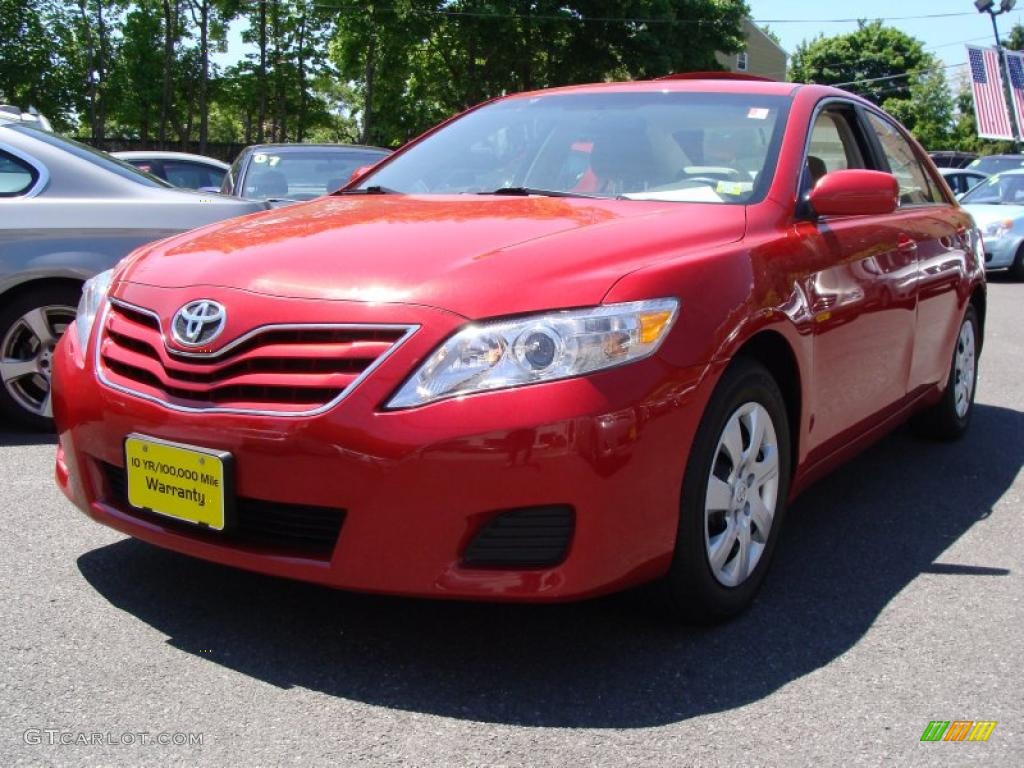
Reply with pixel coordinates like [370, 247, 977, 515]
[481, 186, 605, 199]
[338, 185, 401, 195]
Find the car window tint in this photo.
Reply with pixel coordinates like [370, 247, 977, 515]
[0, 150, 37, 195]
[866, 113, 936, 205]
[163, 160, 224, 189]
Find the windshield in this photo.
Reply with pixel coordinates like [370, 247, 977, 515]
[357, 91, 790, 204]
[243, 148, 390, 201]
[967, 155, 1024, 175]
[7, 124, 172, 188]
[960, 172, 1024, 205]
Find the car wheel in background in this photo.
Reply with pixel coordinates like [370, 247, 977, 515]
[1011, 244, 1024, 281]
[663, 358, 792, 624]
[911, 304, 980, 441]
[0, 285, 80, 430]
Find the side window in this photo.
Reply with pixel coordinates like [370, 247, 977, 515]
[0, 150, 39, 196]
[804, 109, 866, 191]
[163, 160, 216, 189]
[866, 113, 937, 205]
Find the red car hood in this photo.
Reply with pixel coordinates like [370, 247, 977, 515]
[118, 195, 746, 318]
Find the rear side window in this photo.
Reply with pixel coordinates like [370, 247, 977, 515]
[866, 113, 937, 205]
[163, 160, 225, 189]
[0, 149, 38, 196]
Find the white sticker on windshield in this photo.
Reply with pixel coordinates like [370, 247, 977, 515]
[253, 153, 268, 164]
[748, 108, 770, 120]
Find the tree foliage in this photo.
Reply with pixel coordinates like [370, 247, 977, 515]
[1, 0, 750, 151]
[790, 20, 959, 150]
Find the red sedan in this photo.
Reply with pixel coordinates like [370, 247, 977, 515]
[53, 76, 985, 622]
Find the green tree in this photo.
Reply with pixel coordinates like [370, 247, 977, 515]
[789, 20, 931, 104]
[107, 1, 164, 140]
[0, 0, 84, 131]
[881, 67, 954, 150]
[331, 0, 750, 148]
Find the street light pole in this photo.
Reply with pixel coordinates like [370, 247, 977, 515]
[976, 0, 1020, 148]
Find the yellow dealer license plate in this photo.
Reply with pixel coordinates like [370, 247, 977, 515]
[124, 434, 231, 530]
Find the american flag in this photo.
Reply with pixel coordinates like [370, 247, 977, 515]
[1004, 49, 1024, 140]
[967, 45, 1013, 140]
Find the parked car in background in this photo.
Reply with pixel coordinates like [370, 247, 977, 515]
[0, 105, 53, 132]
[54, 76, 984, 623]
[114, 151, 229, 191]
[928, 150, 977, 169]
[220, 143, 391, 205]
[939, 167, 988, 197]
[966, 153, 1024, 175]
[960, 169, 1024, 279]
[0, 119, 268, 429]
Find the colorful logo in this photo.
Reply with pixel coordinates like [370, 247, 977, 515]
[920, 721, 997, 742]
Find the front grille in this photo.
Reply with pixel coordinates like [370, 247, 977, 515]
[100, 462, 345, 560]
[97, 300, 413, 414]
[462, 505, 575, 568]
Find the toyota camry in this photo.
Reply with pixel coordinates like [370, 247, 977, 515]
[52, 75, 985, 622]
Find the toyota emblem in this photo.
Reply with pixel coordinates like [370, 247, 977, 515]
[172, 300, 227, 347]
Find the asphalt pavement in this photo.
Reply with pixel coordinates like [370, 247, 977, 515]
[1, 279, 1021, 767]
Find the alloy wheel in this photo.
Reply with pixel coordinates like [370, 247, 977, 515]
[0, 305, 76, 419]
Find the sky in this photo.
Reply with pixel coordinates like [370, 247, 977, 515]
[215, 2, 1024, 85]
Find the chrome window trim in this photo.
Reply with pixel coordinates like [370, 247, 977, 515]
[95, 297, 420, 417]
[0, 139, 50, 197]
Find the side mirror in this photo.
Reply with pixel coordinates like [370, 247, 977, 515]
[808, 169, 899, 217]
[347, 165, 374, 185]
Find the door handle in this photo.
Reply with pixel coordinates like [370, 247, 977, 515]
[897, 235, 918, 254]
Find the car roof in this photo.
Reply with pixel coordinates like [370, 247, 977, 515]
[112, 150, 229, 169]
[504, 76, 803, 101]
[939, 167, 986, 175]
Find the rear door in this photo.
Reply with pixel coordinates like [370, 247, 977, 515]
[794, 102, 919, 463]
[863, 110, 969, 396]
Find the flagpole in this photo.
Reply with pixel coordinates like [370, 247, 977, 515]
[977, 0, 1021, 148]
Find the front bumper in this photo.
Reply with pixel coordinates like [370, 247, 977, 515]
[53, 298, 717, 601]
[982, 235, 1020, 269]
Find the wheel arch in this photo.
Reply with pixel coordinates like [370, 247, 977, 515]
[729, 329, 803, 473]
[969, 283, 986, 352]
[0, 275, 85, 307]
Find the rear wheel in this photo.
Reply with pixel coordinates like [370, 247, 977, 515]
[0, 285, 80, 430]
[663, 358, 791, 624]
[910, 305, 979, 441]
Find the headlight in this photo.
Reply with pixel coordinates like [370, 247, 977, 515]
[387, 298, 679, 408]
[983, 219, 1013, 240]
[75, 269, 114, 352]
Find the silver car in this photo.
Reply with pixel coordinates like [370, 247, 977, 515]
[0, 120, 267, 428]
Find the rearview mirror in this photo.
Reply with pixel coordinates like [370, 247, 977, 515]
[808, 169, 899, 217]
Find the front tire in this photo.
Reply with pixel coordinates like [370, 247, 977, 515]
[1010, 244, 1024, 281]
[910, 305, 979, 441]
[0, 285, 80, 431]
[663, 358, 792, 624]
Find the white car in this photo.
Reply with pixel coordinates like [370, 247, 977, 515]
[113, 151, 229, 191]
